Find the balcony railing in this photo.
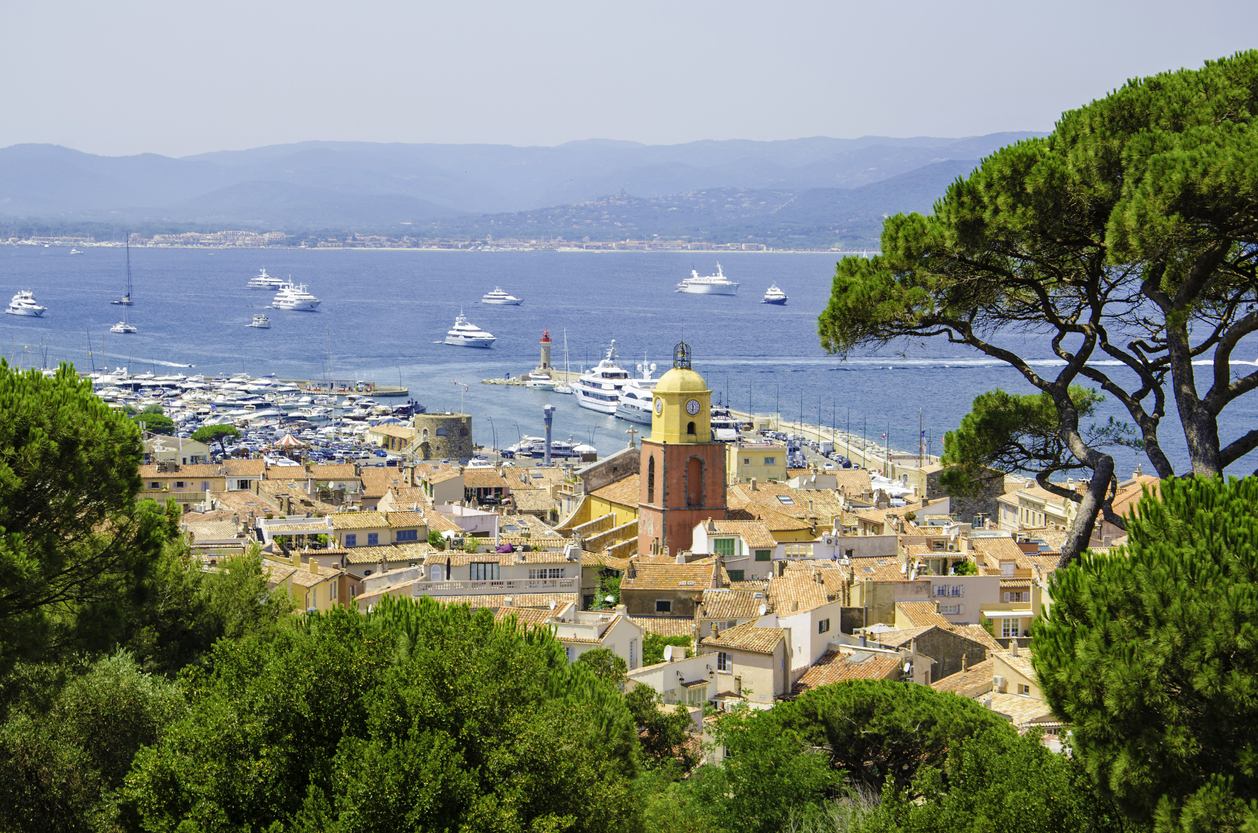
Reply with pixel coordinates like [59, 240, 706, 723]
[411, 577, 578, 596]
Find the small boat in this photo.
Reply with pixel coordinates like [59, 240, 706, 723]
[5, 290, 47, 317]
[110, 319, 137, 334]
[70, 248, 83, 255]
[762, 284, 788, 305]
[676, 263, 739, 295]
[247, 314, 271, 328]
[481, 287, 523, 305]
[248, 268, 285, 289]
[271, 281, 321, 311]
[444, 312, 496, 348]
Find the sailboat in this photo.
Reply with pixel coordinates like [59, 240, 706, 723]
[111, 240, 134, 305]
[553, 329, 573, 395]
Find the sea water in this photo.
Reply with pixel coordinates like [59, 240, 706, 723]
[2, 245, 1254, 478]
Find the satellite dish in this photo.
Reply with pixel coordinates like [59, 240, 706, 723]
[605, 595, 615, 603]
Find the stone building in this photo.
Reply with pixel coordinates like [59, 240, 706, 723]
[410, 413, 473, 461]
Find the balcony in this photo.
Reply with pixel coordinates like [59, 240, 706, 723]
[411, 577, 578, 597]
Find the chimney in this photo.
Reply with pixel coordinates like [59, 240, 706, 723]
[750, 478, 757, 491]
[675, 550, 686, 565]
[310, 559, 320, 574]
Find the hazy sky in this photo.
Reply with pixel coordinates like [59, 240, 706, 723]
[4, 0, 1254, 158]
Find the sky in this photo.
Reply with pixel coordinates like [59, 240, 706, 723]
[3, 0, 1255, 158]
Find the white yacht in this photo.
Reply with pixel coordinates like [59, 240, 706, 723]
[248, 313, 271, 328]
[271, 282, 321, 311]
[762, 284, 788, 305]
[481, 287, 523, 305]
[573, 339, 631, 414]
[444, 312, 496, 348]
[70, 248, 83, 255]
[676, 263, 739, 295]
[525, 372, 554, 389]
[110, 319, 137, 334]
[613, 360, 659, 425]
[248, 268, 285, 290]
[5, 290, 47, 317]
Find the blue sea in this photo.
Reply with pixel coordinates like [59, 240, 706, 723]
[2, 245, 1255, 478]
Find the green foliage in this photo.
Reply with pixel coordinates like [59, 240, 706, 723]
[624, 685, 699, 772]
[576, 647, 627, 686]
[939, 387, 1133, 498]
[0, 361, 181, 677]
[592, 573, 622, 609]
[134, 404, 175, 436]
[779, 680, 1016, 797]
[1033, 476, 1258, 828]
[462, 535, 480, 553]
[852, 730, 1124, 833]
[125, 597, 642, 832]
[427, 529, 445, 550]
[0, 651, 184, 833]
[952, 559, 977, 576]
[818, 52, 1258, 555]
[191, 424, 241, 454]
[643, 633, 692, 667]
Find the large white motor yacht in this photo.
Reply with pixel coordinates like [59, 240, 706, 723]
[573, 339, 631, 414]
[444, 313, 496, 347]
[676, 263, 739, 295]
[762, 284, 788, 305]
[271, 282, 321, 311]
[614, 360, 659, 425]
[5, 290, 47, 317]
[481, 287, 523, 305]
[248, 268, 286, 290]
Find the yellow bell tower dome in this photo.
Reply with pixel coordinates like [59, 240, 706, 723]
[651, 342, 712, 444]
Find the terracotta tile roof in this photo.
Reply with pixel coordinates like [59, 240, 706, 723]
[971, 537, 1032, 569]
[583, 551, 633, 573]
[342, 542, 433, 565]
[183, 520, 241, 541]
[492, 607, 557, 627]
[359, 468, 408, 498]
[329, 512, 388, 530]
[987, 692, 1054, 727]
[288, 567, 339, 588]
[260, 561, 296, 588]
[782, 561, 848, 597]
[501, 465, 569, 489]
[630, 617, 697, 640]
[384, 511, 426, 528]
[422, 469, 464, 485]
[866, 625, 935, 649]
[463, 469, 511, 490]
[851, 557, 911, 583]
[790, 650, 901, 695]
[768, 571, 830, 614]
[948, 624, 1002, 654]
[1110, 474, 1161, 518]
[223, 459, 266, 477]
[422, 510, 466, 535]
[728, 579, 770, 593]
[622, 557, 724, 592]
[895, 601, 954, 629]
[708, 520, 777, 550]
[590, 473, 641, 507]
[305, 463, 359, 481]
[993, 649, 1038, 683]
[367, 424, 415, 439]
[832, 470, 873, 495]
[698, 588, 767, 621]
[511, 490, 559, 513]
[931, 658, 995, 697]
[700, 620, 783, 655]
[1025, 554, 1063, 579]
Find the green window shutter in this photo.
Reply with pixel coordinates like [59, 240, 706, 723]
[755, 549, 771, 561]
[714, 538, 735, 556]
[727, 570, 745, 582]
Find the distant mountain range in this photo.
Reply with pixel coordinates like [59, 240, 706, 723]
[0, 134, 1042, 247]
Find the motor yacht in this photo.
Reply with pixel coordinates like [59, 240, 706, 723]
[248, 313, 271, 328]
[573, 339, 631, 414]
[444, 312, 496, 347]
[481, 287, 523, 305]
[248, 268, 285, 290]
[676, 263, 739, 295]
[613, 360, 659, 425]
[110, 319, 137, 334]
[762, 284, 788, 305]
[271, 281, 321, 311]
[5, 290, 47, 317]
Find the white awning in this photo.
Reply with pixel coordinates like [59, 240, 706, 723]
[983, 610, 1035, 618]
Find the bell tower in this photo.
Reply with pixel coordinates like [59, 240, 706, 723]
[639, 342, 727, 556]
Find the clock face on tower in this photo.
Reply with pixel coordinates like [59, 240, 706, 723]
[686, 398, 701, 415]
[654, 398, 663, 414]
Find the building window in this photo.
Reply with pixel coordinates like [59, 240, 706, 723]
[713, 538, 735, 557]
[471, 562, 500, 581]
[1003, 590, 1028, 603]
[629, 639, 637, 670]
[311, 588, 317, 607]
[1018, 684, 1031, 695]
[150, 482, 160, 489]
[727, 569, 744, 581]
[717, 651, 732, 671]
[345, 534, 357, 547]
[744, 458, 750, 465]
[940, 603, 962, 615]
[367, 532, 379, 546]
[201, 481, 209, 491]
[754, 550, 771, 562]
[175, 481, 185, 489]
[330, 581, 338, 601]
[687, 421, 696, 435]
[1001, 617, 1022, 639]
[566, 646, 575, 662]
[1001, 561, 1015, 577]
[647, 456, 655, 504]
[436, 427, 448, 436]
[529, 567, 563, 580]
[655, 600, 672, 613]
[763, 456, 775, 466]
[818, 618, 831, 634]
[396, 529, 418, 542]
[237, 479, 250, 489]
[686, 456, 704, 507]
